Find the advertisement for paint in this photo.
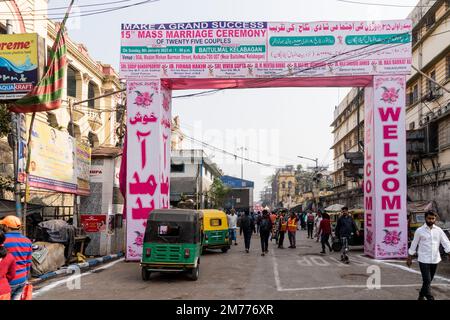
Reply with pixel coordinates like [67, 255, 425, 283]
[0, 33, 41, 100]
[126, 80, 171, 260]
[120, 20, 412, 79]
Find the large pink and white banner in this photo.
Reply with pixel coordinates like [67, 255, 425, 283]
[364, 75, 407, 259]
[125, 80, 171, 261]
[120, 20, 412, 79]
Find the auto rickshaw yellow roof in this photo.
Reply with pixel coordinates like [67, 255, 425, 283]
[201, 209, 227, 218]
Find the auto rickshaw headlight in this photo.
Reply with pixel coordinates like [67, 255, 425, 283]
[184, 248, 190, 258]
[146, 248, 151, 257]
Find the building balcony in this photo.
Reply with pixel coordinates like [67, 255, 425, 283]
[71, 104, 85, 121]
[87, 110, 102, 131]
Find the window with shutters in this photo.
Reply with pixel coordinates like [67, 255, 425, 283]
[439, 118, 450, 150]
[413, 84, 418, 103]
[428, 70, 437, 92]
[67, 66, 77, 98]
[88, 82, 96, 108]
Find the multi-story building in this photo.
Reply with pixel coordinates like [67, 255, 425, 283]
[170, 149, 222, 209]
[405, 0, 450, 219]
[329, 88, 365, 207]
[328, 0, 450, 218]
[271, 165, 297, 208]
[0, 1, 122, 218]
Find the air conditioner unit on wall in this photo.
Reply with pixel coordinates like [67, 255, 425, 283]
[419, 116, 429, 127]
[424, 87, 443, 101]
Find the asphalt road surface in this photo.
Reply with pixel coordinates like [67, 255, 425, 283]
[34, 230, 450, 300]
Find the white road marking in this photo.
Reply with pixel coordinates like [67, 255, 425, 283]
[357, 254, 450, 283]
[270, 249, 283, 291]
[277, 283, 450, 292]
[271, 250, 450, 292]
[33, 258, 125, 298]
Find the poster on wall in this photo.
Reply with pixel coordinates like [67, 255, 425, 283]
[20, 118, 78, 193]
[76, 142, 91, 196]
[80, 215, 107, 232]
[120, 20, 412, 79]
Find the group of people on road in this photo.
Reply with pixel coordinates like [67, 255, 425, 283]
[0, 215, 33, 300]
[226, 206, 361, 264]
[227, 205, 450, 300]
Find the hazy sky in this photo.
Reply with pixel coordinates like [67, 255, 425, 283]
[51, 0, 418, 201]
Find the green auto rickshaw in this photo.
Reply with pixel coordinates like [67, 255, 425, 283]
[141, 209, 203, 281]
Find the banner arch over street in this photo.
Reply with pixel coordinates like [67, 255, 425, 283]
[119, 20, 412, 261]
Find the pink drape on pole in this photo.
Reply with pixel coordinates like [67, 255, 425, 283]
[119, 134, 127, 219]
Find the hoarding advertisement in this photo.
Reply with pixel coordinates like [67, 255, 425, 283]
[0, 33, 39, 100]
[27, 119, 78, 193]
[120, 20, 412, 78]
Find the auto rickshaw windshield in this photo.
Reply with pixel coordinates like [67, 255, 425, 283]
[144, 219, 200, 244]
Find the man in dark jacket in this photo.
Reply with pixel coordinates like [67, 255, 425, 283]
[259, 210, 273, 256]
[240, 212, 255, 253]
[335, 207, 359, 264]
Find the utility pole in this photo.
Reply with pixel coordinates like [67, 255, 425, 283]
[6, 19, 23, 221]
[237, 146, 247, 180]
[69, 99, 80, 228]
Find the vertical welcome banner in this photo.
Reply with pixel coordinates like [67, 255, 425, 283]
[126, 80, 168, 261]
[364, 85, 375, 257]
[365, 76, 408, 259]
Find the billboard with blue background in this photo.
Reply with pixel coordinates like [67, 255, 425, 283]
[0, 33, 39, 100]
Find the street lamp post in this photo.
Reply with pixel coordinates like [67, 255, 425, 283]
[297, 155, 318, 171]
[298, 155, 320, 211]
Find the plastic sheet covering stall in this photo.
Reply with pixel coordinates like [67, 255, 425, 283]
[36, 220, 77, 261]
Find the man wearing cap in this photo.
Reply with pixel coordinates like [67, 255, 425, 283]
[0, 215, 32, 300]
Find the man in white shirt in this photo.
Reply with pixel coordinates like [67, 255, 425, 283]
[407, 210, 450, 300]
[227, 210, 238, 246]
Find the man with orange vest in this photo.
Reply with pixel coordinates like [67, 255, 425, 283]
[287, 212, 299, 249]
[278, 211, 288, 249]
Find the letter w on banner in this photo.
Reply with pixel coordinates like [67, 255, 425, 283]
[125, 80, 171, 261]
[9, 0, 74, 113]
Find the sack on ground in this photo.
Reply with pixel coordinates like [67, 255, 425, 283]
[31, 242, 66, 276]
